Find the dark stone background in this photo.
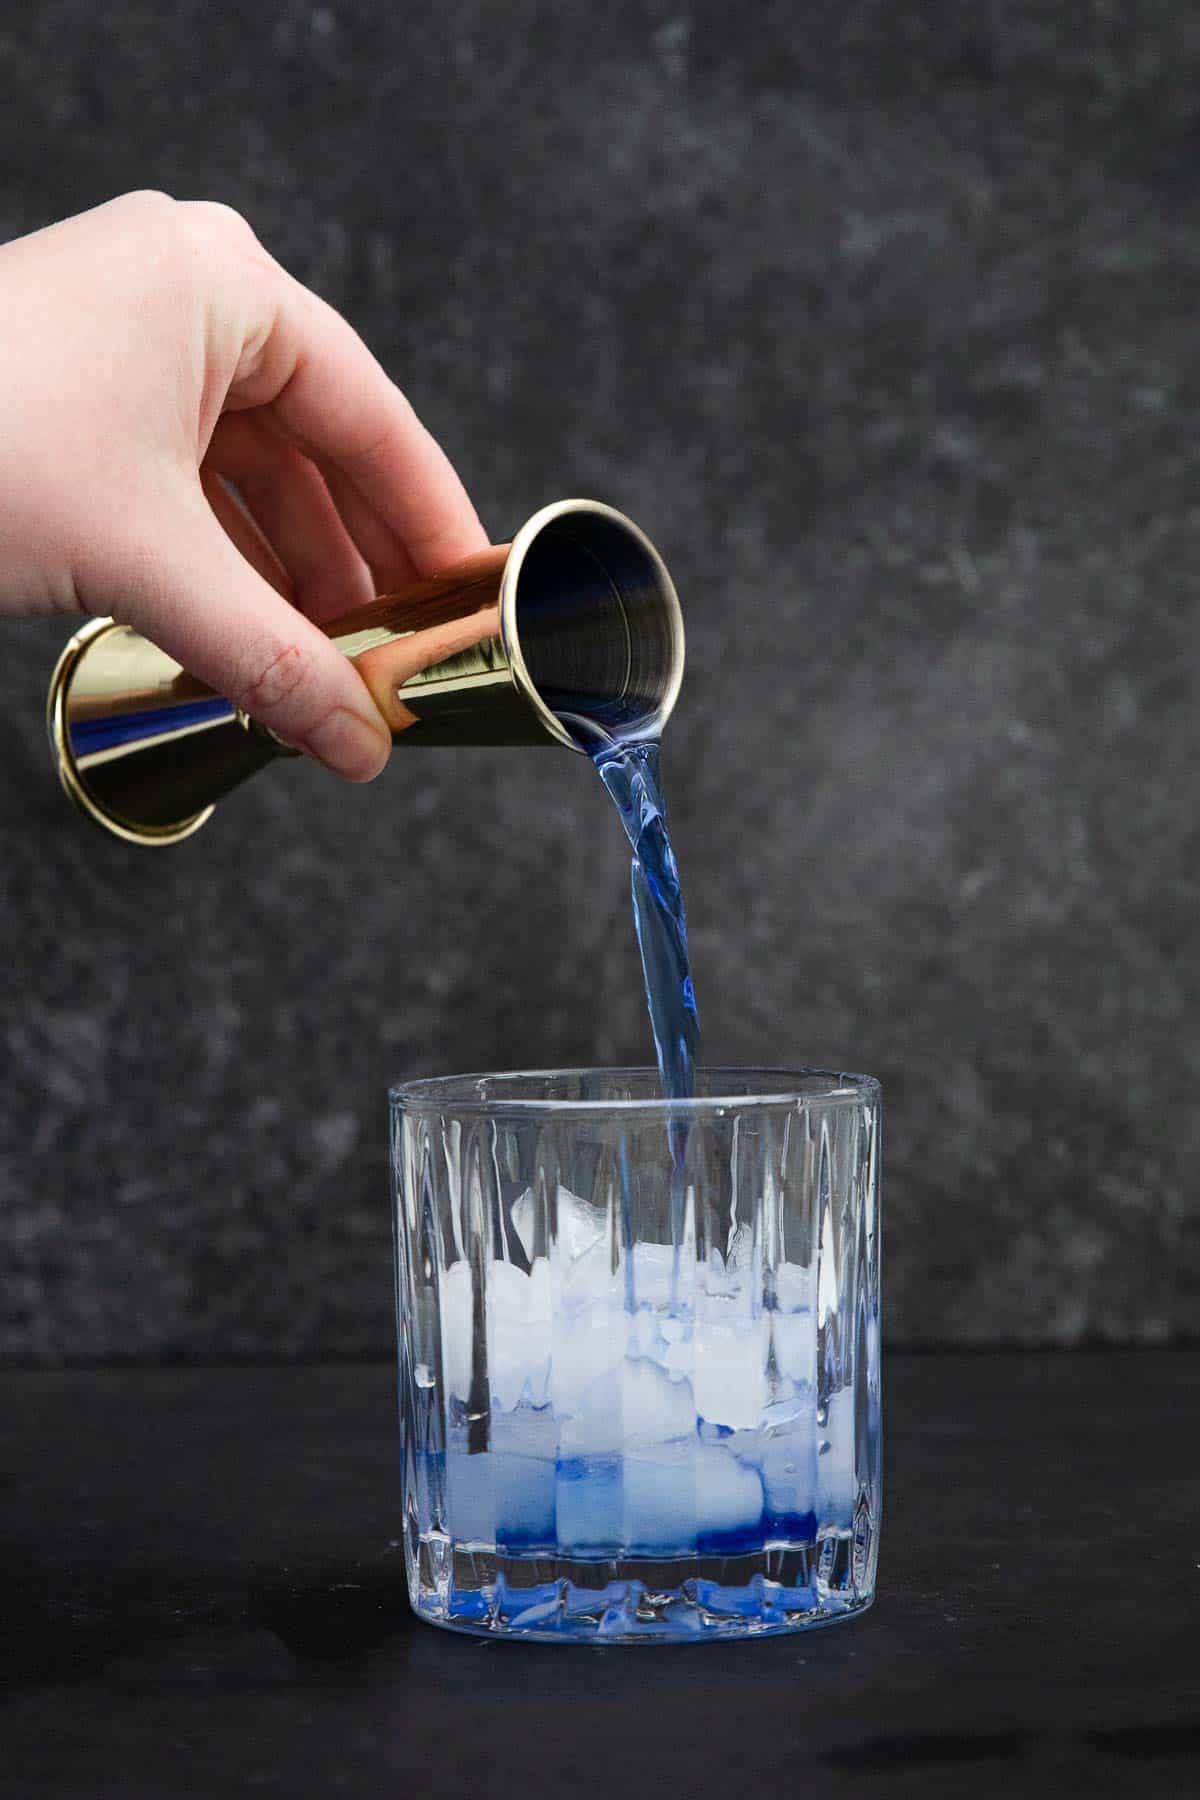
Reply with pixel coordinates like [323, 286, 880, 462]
[2, 1, 1198, 1359]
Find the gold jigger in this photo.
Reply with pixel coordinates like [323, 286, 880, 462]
[46, 499, 684, 846]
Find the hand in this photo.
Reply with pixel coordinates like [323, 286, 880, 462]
[0, 192, 488, 779]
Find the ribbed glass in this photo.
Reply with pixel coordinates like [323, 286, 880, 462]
[390, 1068, 881, 1643]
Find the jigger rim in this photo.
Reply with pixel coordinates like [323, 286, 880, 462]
[499, 498, 685, 753]
[46, 614, 218, 845]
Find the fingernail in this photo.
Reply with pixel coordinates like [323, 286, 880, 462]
[301, 708, 390, 782]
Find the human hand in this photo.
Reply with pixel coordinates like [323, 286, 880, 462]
[0, 191, 488, 779]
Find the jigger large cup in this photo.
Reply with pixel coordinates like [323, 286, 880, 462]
[46, 498, 684, 846]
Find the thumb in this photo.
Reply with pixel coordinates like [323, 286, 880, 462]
[109, 487, 392, 782]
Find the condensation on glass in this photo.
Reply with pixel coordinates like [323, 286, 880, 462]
[390, 1068, 881, 1643]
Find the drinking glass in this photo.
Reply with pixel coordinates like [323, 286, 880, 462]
[390, 1068, 881, 1643]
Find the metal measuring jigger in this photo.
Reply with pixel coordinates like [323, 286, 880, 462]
[46, 499, 684, 846]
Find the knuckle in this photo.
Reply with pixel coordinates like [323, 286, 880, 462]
[240, 640, 316, 719]
[108, 190, 180, 248]
[404, 512, 468, 561]
[174, 202, 276, 287]
[338, 423, 398, 475]
[183, 199, 259, 248]
[115, 187, 178, 221]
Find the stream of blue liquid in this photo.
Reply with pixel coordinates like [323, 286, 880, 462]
[589, 735, 699, 1110]
[563, 726, 700, 1306]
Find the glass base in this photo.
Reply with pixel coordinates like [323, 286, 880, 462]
[409, 1534, 875, 1643]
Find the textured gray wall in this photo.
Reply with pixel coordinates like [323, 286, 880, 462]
[2, 2, 1199, 1359]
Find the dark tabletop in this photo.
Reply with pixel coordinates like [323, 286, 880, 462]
[3, 1353, 1198, 1798]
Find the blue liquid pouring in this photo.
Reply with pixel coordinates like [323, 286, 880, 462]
[588, 735, 699, 1106]
[556, 724, 699, 1307]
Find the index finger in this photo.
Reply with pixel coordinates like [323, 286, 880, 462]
[227, 266, 488, 579]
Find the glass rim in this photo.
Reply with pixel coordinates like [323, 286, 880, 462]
[389, 1065, 880, 1115]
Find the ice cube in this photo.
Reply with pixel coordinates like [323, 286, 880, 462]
[512, 1183, 606, 1263]
[491, 1406, 557, 1549]
[776, 1262, 814, 1313]
[551, 1299, 626, 1418]
[447, 1447, 557, 1552]
[490, 1402, 557, 1459]
[445, 1447, 493, 1546]
[773, 1310, 816, 1389]
[759, 1398, 817, 1531]
[630, 1241, 677, 1310]
[700, 1246, 742, 1300]
[817, 1386, 857, 1530]
[623, 1440, 697, 1551]
[626, 1306, 656, 1361]
[439, 1259, 473, 1401]
[487, 1259, 553, 1410]
[445, 1407, 558, 1551]
[557, 1237, 680, 1319]
[693, 1444, 764, 1540]
[509, 1187, 536, 1260]
[438, 1257, 560, 1409]
[626, 1442, 763, 1550]
[773, 1263, 816, 1389]
[560, 1236, 616, 1312]
[694, 1310, 768, 1430]
[555, 1441, 763, 1554]
[555, 1453, 622, 1550]
[560, 1355, 697, 1456]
